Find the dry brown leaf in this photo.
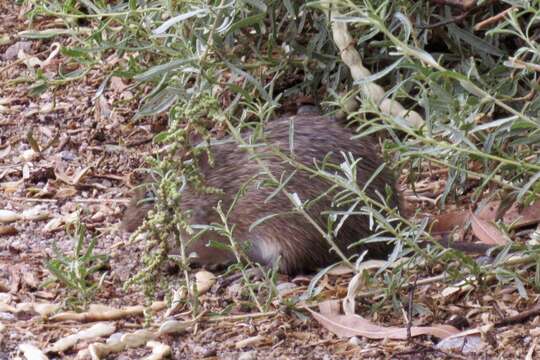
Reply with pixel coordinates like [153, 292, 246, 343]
[54, 159, 92, 186]
[158, 319, 193, 335]
[235, 335, 267, 349]
[0, 209, 21, 223]
[144, 341, 171, 360]
[110, 76, 129, 92]
[22, 269, 39, 289]
[0, 145, 11, 159]
[21, 149, 38, 162]
[42, 212, 79, 233]
[86, 330, 155, 360]
[164, 287, 187, 318]
[22, 206, 51, 221]
[49, 301, 166, 322]
[0, 180, 24, 193]
[54, 186, 78, 199]
[502, 199, 540, 228]
[429, 210, 470, 234]
[46, 322, 116, 353]
[440, 275, 477, 298]
[0, 225, 17, 236]
[431, 200, 540, 237]
[308, 300, 459, 340]
[470, 213, 509, 245]
[2, 41, 32, 61]
[18, 343, 48, 360]
[33, 303, 60, 317]
[87, 341, 124, 360]
[19, 42, 60, 70]
[121, 329, 155, 348]
[436, 334, 484, 354]
[195, 270, 216, 294]
[344, 258, 409, 315]
[326, 264, 354, 276]
[0, 302, 17, 313]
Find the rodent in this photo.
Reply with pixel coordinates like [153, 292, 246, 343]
[122, 110, 398, 275]
[122, 111, 492, 275]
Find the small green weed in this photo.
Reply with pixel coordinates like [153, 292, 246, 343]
[45, 221, 109, 309]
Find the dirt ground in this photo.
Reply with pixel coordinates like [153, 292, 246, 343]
[2, 2, 540, 360]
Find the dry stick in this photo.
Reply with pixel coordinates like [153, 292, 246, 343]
[0, 49, 50, 74]
[356, 253, 535, 299]
[474, 6, 517, 31]
[394, 345, 467, 360]
[495, 302, 540, 327]
[205, 310, 279, 323]
[431, 0, 476, 10]
[126, 137, 153, 147]
[9, 197, 58, 203]
[418, 9, 472, 30]
[9, 197, 130, 204]
[406, 278, 417, 341]
[322, 1, 424, 129]
[419, 0, 502, 31]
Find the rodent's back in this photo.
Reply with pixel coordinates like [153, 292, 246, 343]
[123, 115, 398, 274]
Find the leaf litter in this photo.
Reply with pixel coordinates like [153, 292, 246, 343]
[1, 1, 540, 359]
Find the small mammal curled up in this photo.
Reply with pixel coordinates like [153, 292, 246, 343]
[122, 112, 494, 274]
[122, 112, 398, 275]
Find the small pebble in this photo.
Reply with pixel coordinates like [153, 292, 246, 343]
[238, 351, 257, 360]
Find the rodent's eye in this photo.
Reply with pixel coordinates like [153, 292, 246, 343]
[144, 190, 156, 200]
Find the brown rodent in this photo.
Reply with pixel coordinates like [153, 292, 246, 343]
[122, 113, 399, 275]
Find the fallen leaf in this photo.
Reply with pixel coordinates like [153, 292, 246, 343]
[195, 270, 216, 294]
[49, 301, 166, 322]
[87, 341, 124, 360]
[0, 210, 21, 223]
[343, 258, 409, 315]
[436, 334, 485, 354]
[0, 225, 17, 236]
[121, 329, 155, 348]
[431, 200, 540, 236]
[33, 303, 60, 317]
[158, 319, 192, 335]
[2, 41, 32, 61]
[22, 206, 51, 221]
[164, 287, 187, 318]
[471, 213, 509, 245]
[503, 199, 540, 228]
[110, 76, 129, 92]
[54, 163, 92, 186]
[430, 210, 470, 234]
[21, 149, 38, 162]
[440, 275, 477, 298]
[326, 263, 354, 276]
[18, 343, 48, 360]
[144, 341, 171, 360]
[86, 330, 155, 360]
[22, 269, 40, 289]
[46, 322, 116, 353]
[235, 335, 267, 349]
[0, 180, 23, 193]
[0, 145, 11, 159]
[42, 212, 79, 233]
[308, 300, 459, 340]
[19, 42, 60, 69]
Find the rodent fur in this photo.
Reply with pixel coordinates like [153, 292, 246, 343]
[122, 114, 398, 275]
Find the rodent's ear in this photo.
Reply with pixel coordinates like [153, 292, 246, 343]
[188, 131, 204, 146]
[120, 186, 155, 233]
